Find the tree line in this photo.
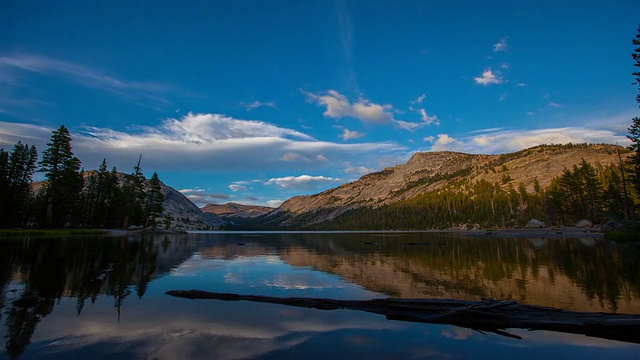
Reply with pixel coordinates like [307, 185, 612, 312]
[0, 125, 164, 229]
[308, 155, 638, 231]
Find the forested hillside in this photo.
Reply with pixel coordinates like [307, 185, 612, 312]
[247, 144, 639, 230]
[1, 125, 221, 230]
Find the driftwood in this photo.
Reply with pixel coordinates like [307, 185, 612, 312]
[166, 289, 640, 344]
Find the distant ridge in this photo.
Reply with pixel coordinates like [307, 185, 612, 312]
[201, 202, 274, 220]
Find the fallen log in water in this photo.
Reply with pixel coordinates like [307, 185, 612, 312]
[166, 289, 640, 344]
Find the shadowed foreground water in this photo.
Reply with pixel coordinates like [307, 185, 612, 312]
[1, 232, 639, 359]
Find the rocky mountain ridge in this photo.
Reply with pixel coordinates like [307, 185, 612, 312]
[158, 180, 224, 230]
[270, 144, 630, 226]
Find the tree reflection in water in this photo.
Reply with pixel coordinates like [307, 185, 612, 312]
[0, 232, 639, 358]
[0, 235, 194, 358]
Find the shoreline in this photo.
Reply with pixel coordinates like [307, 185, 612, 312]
[0, 227, 613, 239]
[188, 227, 608, 239]
[453, 227, 605, 238]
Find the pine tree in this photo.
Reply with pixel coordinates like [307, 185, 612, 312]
[38, 125, 83, 227]
[145, 172, 164, 228]
[0, 142, 38, 227]
[121, 155, 146, 228]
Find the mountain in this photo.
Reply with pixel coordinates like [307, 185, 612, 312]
[201, 202, 274, 220]
[158, 180, 224, 230]
[265, 144, 633, 228]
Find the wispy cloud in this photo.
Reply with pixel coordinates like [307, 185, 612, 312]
[430, 128, 629, 154]
[406, 93, 439, 129]
[334, 0, 354, 62]
[474, 68, 504, 86]
[1, 114, 405, 173]
[264, 175, 343, 190]
[341, 128, 365, 140]
[344, 162, 374, 176]
[179, 189, 231, 205]
[240, 100, 276, 111]
[229, 181, 249, 192]
[493, 37, 508, 52]
[0, 53, 174, 103]
[0, 121, 53, 146]
[280, 152, 329, 163]
[418, 109, 439, 126]
[412, 94, 426, 106]
[267, 199, 284, 208]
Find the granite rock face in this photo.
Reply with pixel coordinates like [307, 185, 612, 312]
[272, 144, 627, 227]
[158, 181, 224, 230]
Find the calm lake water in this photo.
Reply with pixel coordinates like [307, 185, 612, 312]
[1, 231, 639, 359]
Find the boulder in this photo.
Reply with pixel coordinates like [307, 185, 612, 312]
[602, 220, 624, 231]
[576, 219, 593, 228]
[127, 225, 138, 231]
[136, 225, 144, 230]
[525, 219, 545, 228]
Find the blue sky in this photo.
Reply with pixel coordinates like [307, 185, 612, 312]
[1, 1, 639, 207]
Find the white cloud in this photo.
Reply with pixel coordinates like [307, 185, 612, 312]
[430, 128, 630, 154]
[158, 112, 313, 143]
[418, 109, 439, 126]
[396, 109, 439, 131]
[1, 115, 405, 174]
[394, 120, 422, 131]
[307, 90, 437, 131]
[413, 94, 426, 105]
[500, 93, 508, 101]
[549, 102, 562, 108]
[423, 136, 435, 143]
[179, 189, 230, 205]
[265, 175, 343, 190]
[344, 162, 375, 176]
[305, 90, 393, 124]
[0, 121, 52, 147]
[240, 100, 276, 111]
[431, 134, 462, 151]
[493, 37, 508, 52]
[342, 128, 365, 140]
[266, 199, 284, 208]
[517, 83, 526, 87]
[229, 182, 248, 192]
[474, 68, 504, 86]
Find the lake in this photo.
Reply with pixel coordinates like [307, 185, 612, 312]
[1, 231, 639, 359]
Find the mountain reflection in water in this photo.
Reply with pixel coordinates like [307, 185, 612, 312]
[1, 232, 639, 358]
